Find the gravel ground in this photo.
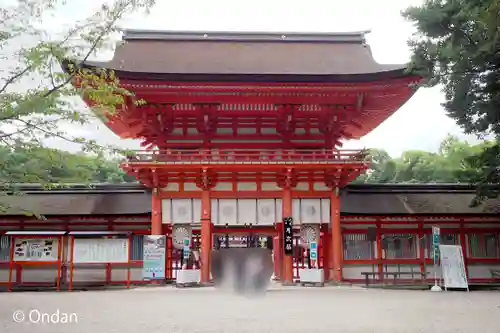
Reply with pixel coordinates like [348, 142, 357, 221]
[1, 285, 500, 333]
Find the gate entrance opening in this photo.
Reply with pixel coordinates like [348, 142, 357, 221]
[211, 229, 274, 293]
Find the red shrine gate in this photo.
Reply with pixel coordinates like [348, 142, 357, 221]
[65, 29, 421, 284]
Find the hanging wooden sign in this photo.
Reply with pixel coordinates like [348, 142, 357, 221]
[283, 217, 294, 256]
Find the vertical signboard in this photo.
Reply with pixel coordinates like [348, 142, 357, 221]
[283, 217, 294, 256]
[143, 235, 166, 280]
[432, 226, 440, 264]
[183, 238, 191, 260]
[309, 241, 318, 260]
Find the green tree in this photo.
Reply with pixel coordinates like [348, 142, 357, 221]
[355, 136, 495, 185]
[0, 145, 135, 184]
[403, 0, 500, 202]
[0, 0, 154, 206]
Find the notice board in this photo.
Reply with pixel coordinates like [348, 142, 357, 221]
[73, 238, 129, 263]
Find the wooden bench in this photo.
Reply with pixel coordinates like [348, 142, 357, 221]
[489, 269, 500, 279]
[361, 271, 427, 286]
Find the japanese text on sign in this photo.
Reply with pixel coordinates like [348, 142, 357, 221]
[283, 217, 294, 256]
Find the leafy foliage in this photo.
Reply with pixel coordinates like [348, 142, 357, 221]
[403, 0, 500, 202]
[0, 144, 135, 184]
[354, 135, 495, 185]
[0, 0, 154, 182]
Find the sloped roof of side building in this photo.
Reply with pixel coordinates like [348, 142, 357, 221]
[0, 183, 498, 216]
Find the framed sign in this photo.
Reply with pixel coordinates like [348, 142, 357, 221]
[283, 217, 294, 256]
[143, 235, 166, 280]
[73, 238, 129, 263]
[13, 238, 59, 262]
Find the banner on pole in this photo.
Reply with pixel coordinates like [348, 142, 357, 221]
[432, 226, 440, 264]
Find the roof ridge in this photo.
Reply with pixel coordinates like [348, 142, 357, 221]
[121, 29, 371, 43]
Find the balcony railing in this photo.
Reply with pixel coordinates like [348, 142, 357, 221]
[124, 149, 370, 165]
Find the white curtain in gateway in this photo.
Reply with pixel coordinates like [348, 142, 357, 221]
[192, 199, 201, 223]
[292, 199, 301, 222]
[238, 199, 257, 225]
[321, 198, 331, 223]
[300, 199, 322, 224]
[161, 199, 172, 224]
[257, 199, 276, 225]
[172, 199, 193, 224]
[275, 199, 283, 222]
[211, 199, 219, 225]
[218, 199, 238, 225]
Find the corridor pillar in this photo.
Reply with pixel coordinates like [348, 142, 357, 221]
[200, 170, 212, 284]
[151, 188, 162, 235]
[330, 187, 343, 282]
[282, 185, 294, 284]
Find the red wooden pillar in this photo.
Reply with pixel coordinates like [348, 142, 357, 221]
[273, 235, 281, 280]
[330, 188, 342, 282]
[321, 225, 330, 281]
[418, 220, 426, 278]
[151, 188, 162, 235]
[200, 178, 212, 284]
[282, 185, 294, 284]
[376, 220, 383, 280]
[459, 221, 469, 278]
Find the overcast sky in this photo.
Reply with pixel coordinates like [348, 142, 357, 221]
[8, 0, 479, 157]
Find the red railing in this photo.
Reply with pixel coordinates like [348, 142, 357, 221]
[125, 149, 369, 165]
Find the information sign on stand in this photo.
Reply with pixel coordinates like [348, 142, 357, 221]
[283, 217, 294, 256]
[439, 245, 469, 291]
[143, 235, 166, 280]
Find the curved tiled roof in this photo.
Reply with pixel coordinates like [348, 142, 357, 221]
[78, 29, 409, 81]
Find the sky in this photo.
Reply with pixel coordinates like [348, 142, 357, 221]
[4, 0, 480, 157]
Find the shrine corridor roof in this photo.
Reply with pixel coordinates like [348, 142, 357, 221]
[76, 29, 410, 81]
[1, 184, 498, 216]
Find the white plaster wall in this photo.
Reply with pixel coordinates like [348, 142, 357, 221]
[0, 268, 16, 283]
[467, 264, 500, 279]
[342, 265, 375, 280]
[112, 267, 143, 282]
[22, 268, 59, 283]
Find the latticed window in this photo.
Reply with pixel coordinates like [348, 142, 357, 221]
[423, 233, 460, 258]
[468, 233, 500, 259]
[343, 234, 375, 260]
[384, 234, 418, 259]
[0, 236, 10, 261]
[130, 235, 144, 261]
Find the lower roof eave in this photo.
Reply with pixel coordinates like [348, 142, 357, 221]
[63, 60, 416, 84]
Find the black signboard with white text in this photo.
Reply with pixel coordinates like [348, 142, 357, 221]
[283, 217, 293, 256]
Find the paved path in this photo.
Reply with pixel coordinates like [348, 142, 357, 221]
[1, 286, 500, 333]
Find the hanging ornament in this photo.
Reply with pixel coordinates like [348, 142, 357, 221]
[300, 224, 318, 248]
[172, 225, 192, 249]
